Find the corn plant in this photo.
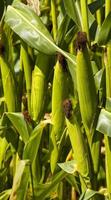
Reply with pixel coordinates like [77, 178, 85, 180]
[0, 0, 111, 199]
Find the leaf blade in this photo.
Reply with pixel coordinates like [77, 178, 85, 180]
[96, 109, 111, 137]
[5, 112, 29, 143]
[5, 3, 58, 55]
[97, 12, 111, 45]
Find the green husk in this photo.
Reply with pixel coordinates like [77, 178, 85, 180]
[51, 59, 67, 141]
[50, 56, 67, 173]
[0, 55, 16, 112]
[76, 41, 97, 139]
[66, 116, 92, 190]
[31, 53, 50, 121]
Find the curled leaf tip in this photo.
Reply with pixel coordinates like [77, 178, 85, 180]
[63, 99, 72, 119]
[76, 31, 87, 52]
[57, 52, 67, 71]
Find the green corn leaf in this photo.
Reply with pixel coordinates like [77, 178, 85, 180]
[34, 171, 66, 200]
[56, 15, 71, 47]
[88, 0, 105, 14]
[23, 120, 48, 162]
[4, 2, 75, 65]
[4, 127, 18, 152]
[63, 0, 95, 30]
[10, 160, 30, 200]
[98, 12, 111, 45]
[65, 24, 78, 45]
[94, 68, 105, 91]
[5, 2, 56, 55]
[0, 56, 16, 112]
[106, 97, 111, 112]
[79, 189, 103, 200]
[0, 114, 21, 153]
[5, 112, 29, 143]
[66, 174, 81, 194]
[0, 189, 12, 200]
[58, 160, 77, 174]
[96, 109, 111, 137]
[63, 0, 82, 28]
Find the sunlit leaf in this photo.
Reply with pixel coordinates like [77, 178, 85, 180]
[5, 2, 56, 55]
[58, 160, 77, 174]
[94, 68, 105, 91]
[98, 12, 111, 45]
[5, 112, 29, 143]
[96, 109, 111, 137]
[106, 97, 111, 112]
[23, 120, 48, 162]
[10, 160, 30, 200]
[0, 189, 11, 200]
[5, 2, 75, 64]
[34, 171, 66, 200]
[79, 189, 103, 200]
[63, 0, 82, 28]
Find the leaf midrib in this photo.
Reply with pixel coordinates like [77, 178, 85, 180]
[7, 6, 76, 65]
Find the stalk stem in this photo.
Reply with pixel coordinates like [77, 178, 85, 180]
[105, 0, 111, 17]
[21, 44, 32, 114]
[51, 0, 57, 41]
[105, 0, 111, 197]
[96, 9, 102, 30]
[80, 0, 90, 42]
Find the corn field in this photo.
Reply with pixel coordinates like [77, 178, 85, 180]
[0, 0, 111, 199]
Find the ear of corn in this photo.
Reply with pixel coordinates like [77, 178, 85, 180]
[0, 55, 16, 112]
[51, 56, 67, 141]
[0, 137, 8, 169]
[65, 110, 92, 190]
[50, 54, 68, 173]
[31, 53, 50, 121]
[76, 32, 97, 138]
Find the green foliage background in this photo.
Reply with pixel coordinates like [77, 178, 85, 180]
[0, 0, 111, 199]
